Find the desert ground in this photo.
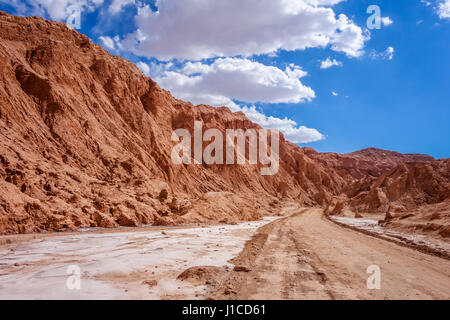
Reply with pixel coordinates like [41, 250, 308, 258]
[1, 208, 449, 300]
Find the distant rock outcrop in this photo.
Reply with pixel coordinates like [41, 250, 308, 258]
[311, 147, 434, 179]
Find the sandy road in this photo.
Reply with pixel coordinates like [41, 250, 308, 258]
[212, 209, 450, 300]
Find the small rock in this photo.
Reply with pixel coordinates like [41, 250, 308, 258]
[142, 280, 158, 288]
[385, 209, 393, 221]
[158, 189, 169, 201]
[233, 266, 251, 272]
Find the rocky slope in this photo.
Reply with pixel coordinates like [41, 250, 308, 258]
[0, 12, 345, 234]
[382, 200, 450, 240]
[309, 147, 434, 179]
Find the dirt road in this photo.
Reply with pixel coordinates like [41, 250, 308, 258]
[212, 209, 450, 300]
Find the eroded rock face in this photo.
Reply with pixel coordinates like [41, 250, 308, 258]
[347, 160, 450, 213]
[0, 12, 345, 234]
[324, 159, 450, 240]
[311, 148, 434, 179]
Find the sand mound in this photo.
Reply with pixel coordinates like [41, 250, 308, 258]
[177, 266, 228, 287]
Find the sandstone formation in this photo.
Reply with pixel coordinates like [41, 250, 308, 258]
[347, 160, 450, 213]
[310, 147, 434, 179]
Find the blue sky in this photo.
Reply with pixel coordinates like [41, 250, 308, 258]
[1, 0, 449, 158]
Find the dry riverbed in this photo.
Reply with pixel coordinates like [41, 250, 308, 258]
[0, 217, 279, 300]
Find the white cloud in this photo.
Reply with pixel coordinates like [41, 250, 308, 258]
[152, 58, 315, 105]
[438, 0, 450, 19]
[381, 16, 393, 26]
[238, 106, 325, 143]
[384, 46, 395, 60]
[108, 0, 135, 14]
[136, 61, 151, 76]
[421, 0, 450, 20]
[99, 36, 115, 49]
[331, 91, 338, 96]
[370, 46, 395, 61]
[329, 14, 370, 58]
[12, 0, 104, 21]
[320, 57, 343, 69]
[98, 35, 121, 50]
[122, 0, 367, 61]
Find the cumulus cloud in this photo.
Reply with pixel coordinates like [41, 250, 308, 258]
[320, 57, 343, 69]
[438, 0, 450, 19]
[151, 58, 315, 105]
[122, 0, 367, 61]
